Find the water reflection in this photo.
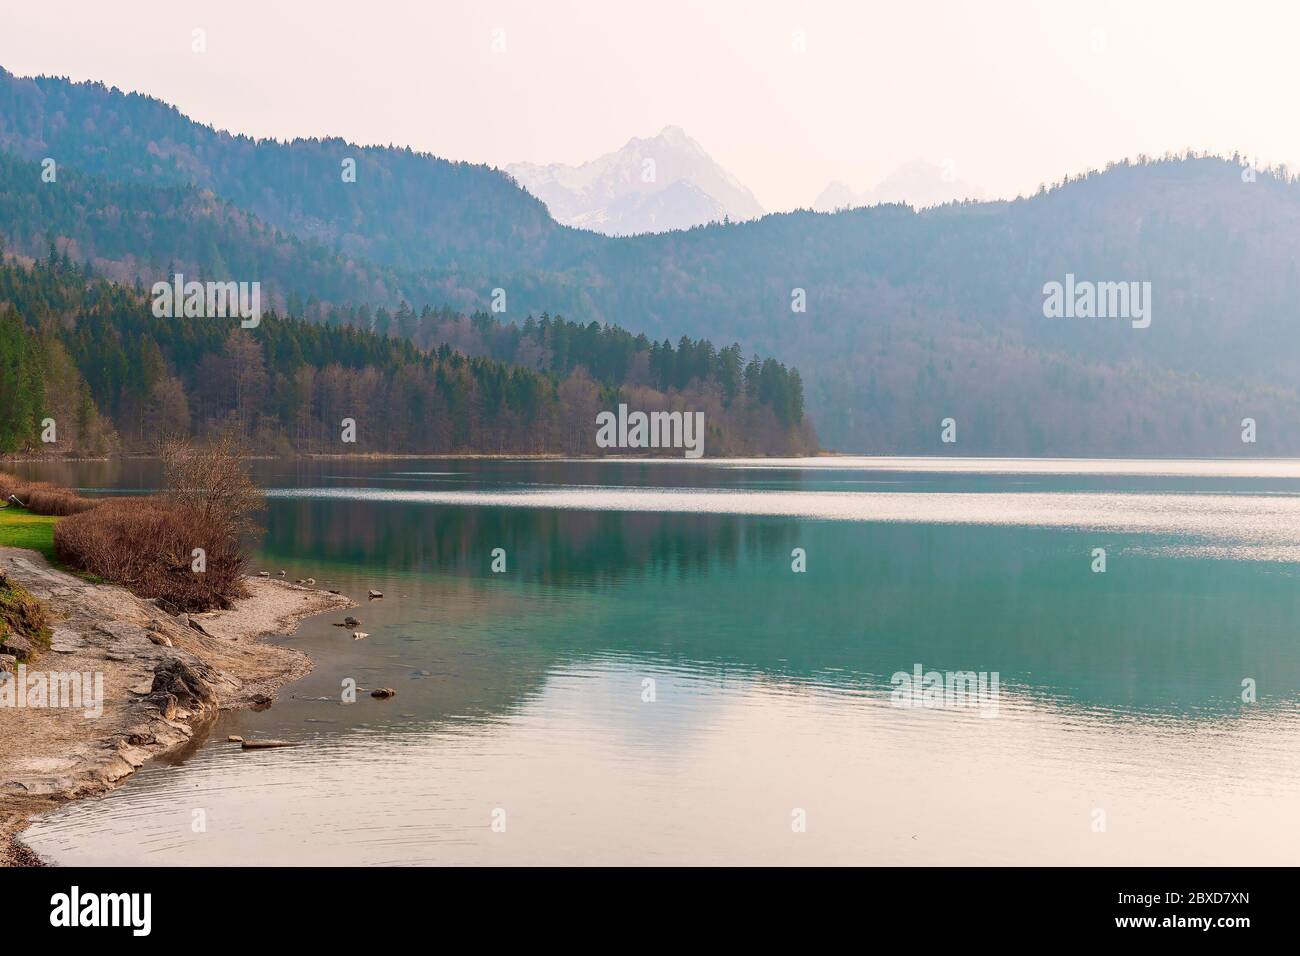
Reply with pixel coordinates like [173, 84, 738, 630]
[17, 458, 1300, 865]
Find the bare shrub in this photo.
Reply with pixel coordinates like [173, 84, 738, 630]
[160, 433, 263, 540]
[0, 472, 98, 515]
[54, 499, 249, 612]
[52, 437, 261, 612]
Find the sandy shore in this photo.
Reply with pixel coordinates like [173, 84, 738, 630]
[0, 547, 354, 866]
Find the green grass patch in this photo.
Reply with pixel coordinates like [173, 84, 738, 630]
[0, 504, 58, 561]
[0, 570, 53, 659]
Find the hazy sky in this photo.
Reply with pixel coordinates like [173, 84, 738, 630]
[0, 0, 1293, 211]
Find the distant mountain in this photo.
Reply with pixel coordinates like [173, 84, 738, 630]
[507, 126, 764, 235]
[814, 160, 986, 211]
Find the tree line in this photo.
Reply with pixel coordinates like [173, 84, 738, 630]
[291, 302, 806, 428]
[0, 257, 816, 457]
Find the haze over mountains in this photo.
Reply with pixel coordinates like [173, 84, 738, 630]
[507, 126, 764, 235]
[813, 159, 987, 211]
[507, 130, 988, 230]
[3, 67, 1299, 455]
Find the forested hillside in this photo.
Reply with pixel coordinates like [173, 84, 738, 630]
[0, 67, 568, 276]
[0, 258, 815, 456]
[7, 67, 1300, 453]
[0, 151, 478, 314]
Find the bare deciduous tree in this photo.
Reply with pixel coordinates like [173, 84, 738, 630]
[160, 432, 263, 539]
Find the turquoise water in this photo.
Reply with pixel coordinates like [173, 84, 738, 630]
[19, 458, 1300, 864]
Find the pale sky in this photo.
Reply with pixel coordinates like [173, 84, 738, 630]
[0, 0, 1292, 211]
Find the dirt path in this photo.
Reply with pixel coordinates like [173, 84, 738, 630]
[0, 547, 353, 865]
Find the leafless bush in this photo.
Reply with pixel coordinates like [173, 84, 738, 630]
[52, 437, 261, 612]
[54, 499, 249, 612]
[159, 433, 263, 540]
[0, 472, 98, 515]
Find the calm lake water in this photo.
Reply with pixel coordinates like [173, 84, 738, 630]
[18, 457, 1300, 865]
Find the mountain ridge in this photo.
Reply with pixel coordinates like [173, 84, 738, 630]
[4, 66, 1299, 454]
[507, 125, 764, 235]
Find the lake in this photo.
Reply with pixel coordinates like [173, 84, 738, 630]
[17, 457, 1300, 865]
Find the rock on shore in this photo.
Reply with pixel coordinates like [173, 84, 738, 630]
[0, 547, 354, 866]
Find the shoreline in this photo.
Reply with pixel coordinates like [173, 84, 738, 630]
[0, 547, 354, 866]
[0, 450, 841, 464]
